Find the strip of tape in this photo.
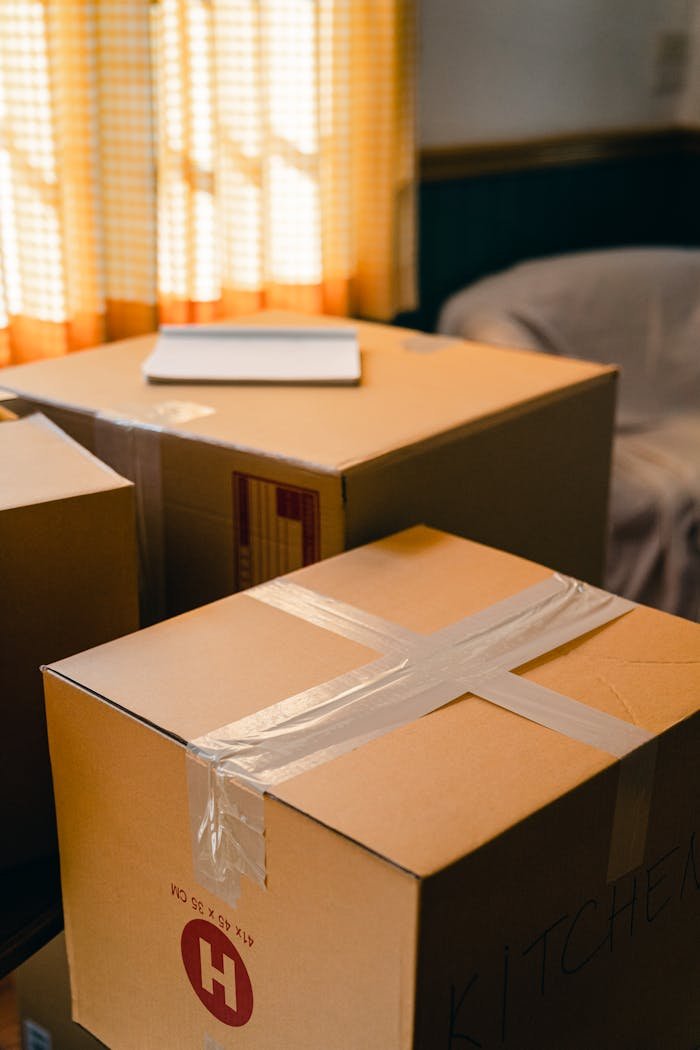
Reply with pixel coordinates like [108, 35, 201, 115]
[188, 574, 655, 906]
[94, 400, 215, 623]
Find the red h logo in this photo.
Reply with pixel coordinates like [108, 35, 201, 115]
[181, 920, 254, 1026]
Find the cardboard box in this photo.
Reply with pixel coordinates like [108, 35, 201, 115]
[0, 414, 139, 868]
[1, 312, 617, 621]
[15, 934, 104, 1050]
[44, 527, 699, 1048]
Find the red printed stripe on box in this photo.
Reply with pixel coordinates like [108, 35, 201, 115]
[233, 472, 320, 590]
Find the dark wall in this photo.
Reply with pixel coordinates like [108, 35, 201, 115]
[396, 149, 700, 333]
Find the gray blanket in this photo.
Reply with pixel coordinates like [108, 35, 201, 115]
[439, 249, 700, 619]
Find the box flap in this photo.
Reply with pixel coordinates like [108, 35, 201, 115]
[0, 311, 615, 471]
[0, 414, 132, 512]
[48, 526, 700, 879]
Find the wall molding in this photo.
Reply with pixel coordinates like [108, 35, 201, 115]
[420, 125, 700, 182]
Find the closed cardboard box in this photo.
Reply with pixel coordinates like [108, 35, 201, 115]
[44, 527, 699, 1048]
[2, 313, 616, 621]
[0, 414, 139, 868]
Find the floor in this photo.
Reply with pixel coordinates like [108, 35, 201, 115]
[0, 979, 20, 1050]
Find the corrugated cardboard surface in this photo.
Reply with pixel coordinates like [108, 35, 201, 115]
[0, 313, 616, 617]
[0, 314, 612, 470]
[344, 375, 615, 585]
[44, 527, 699, 1048]
[45, 673, 418, 1050]
[0, 414, 126, 511]
[0, 415, 140, 867]
[415, 713, 699, 1048]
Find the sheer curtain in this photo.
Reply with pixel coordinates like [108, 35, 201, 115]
[0, 0, 416, 366]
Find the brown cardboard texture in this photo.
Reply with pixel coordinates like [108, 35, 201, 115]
[44, 527, 699, 1049]
[0, 414, 139, 867]
[1, 312, 617, 620]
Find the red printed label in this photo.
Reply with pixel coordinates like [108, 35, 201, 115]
[181, 919, 254, 1027]
[233, 472, 320, 589]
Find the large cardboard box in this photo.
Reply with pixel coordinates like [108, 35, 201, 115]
[2, 313, 617, 621]
[0, 414, 139, 868]
[44, 527, 699, 1049]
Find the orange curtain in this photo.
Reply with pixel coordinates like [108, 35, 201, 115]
[0, 0, 416, 366]
[0, 3, 158, 366]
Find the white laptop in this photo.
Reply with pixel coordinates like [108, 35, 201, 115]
[142, 325, 361, 386]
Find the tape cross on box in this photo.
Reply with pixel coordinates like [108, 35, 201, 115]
[187, 574, 657, 906]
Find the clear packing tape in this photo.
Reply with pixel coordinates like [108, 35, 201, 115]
[187, 574, 658, 907]
[93, 400, 215, 623]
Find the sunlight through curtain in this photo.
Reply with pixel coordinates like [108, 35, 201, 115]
[0, 0, 416, 366]
[0, 2, 157, 365]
